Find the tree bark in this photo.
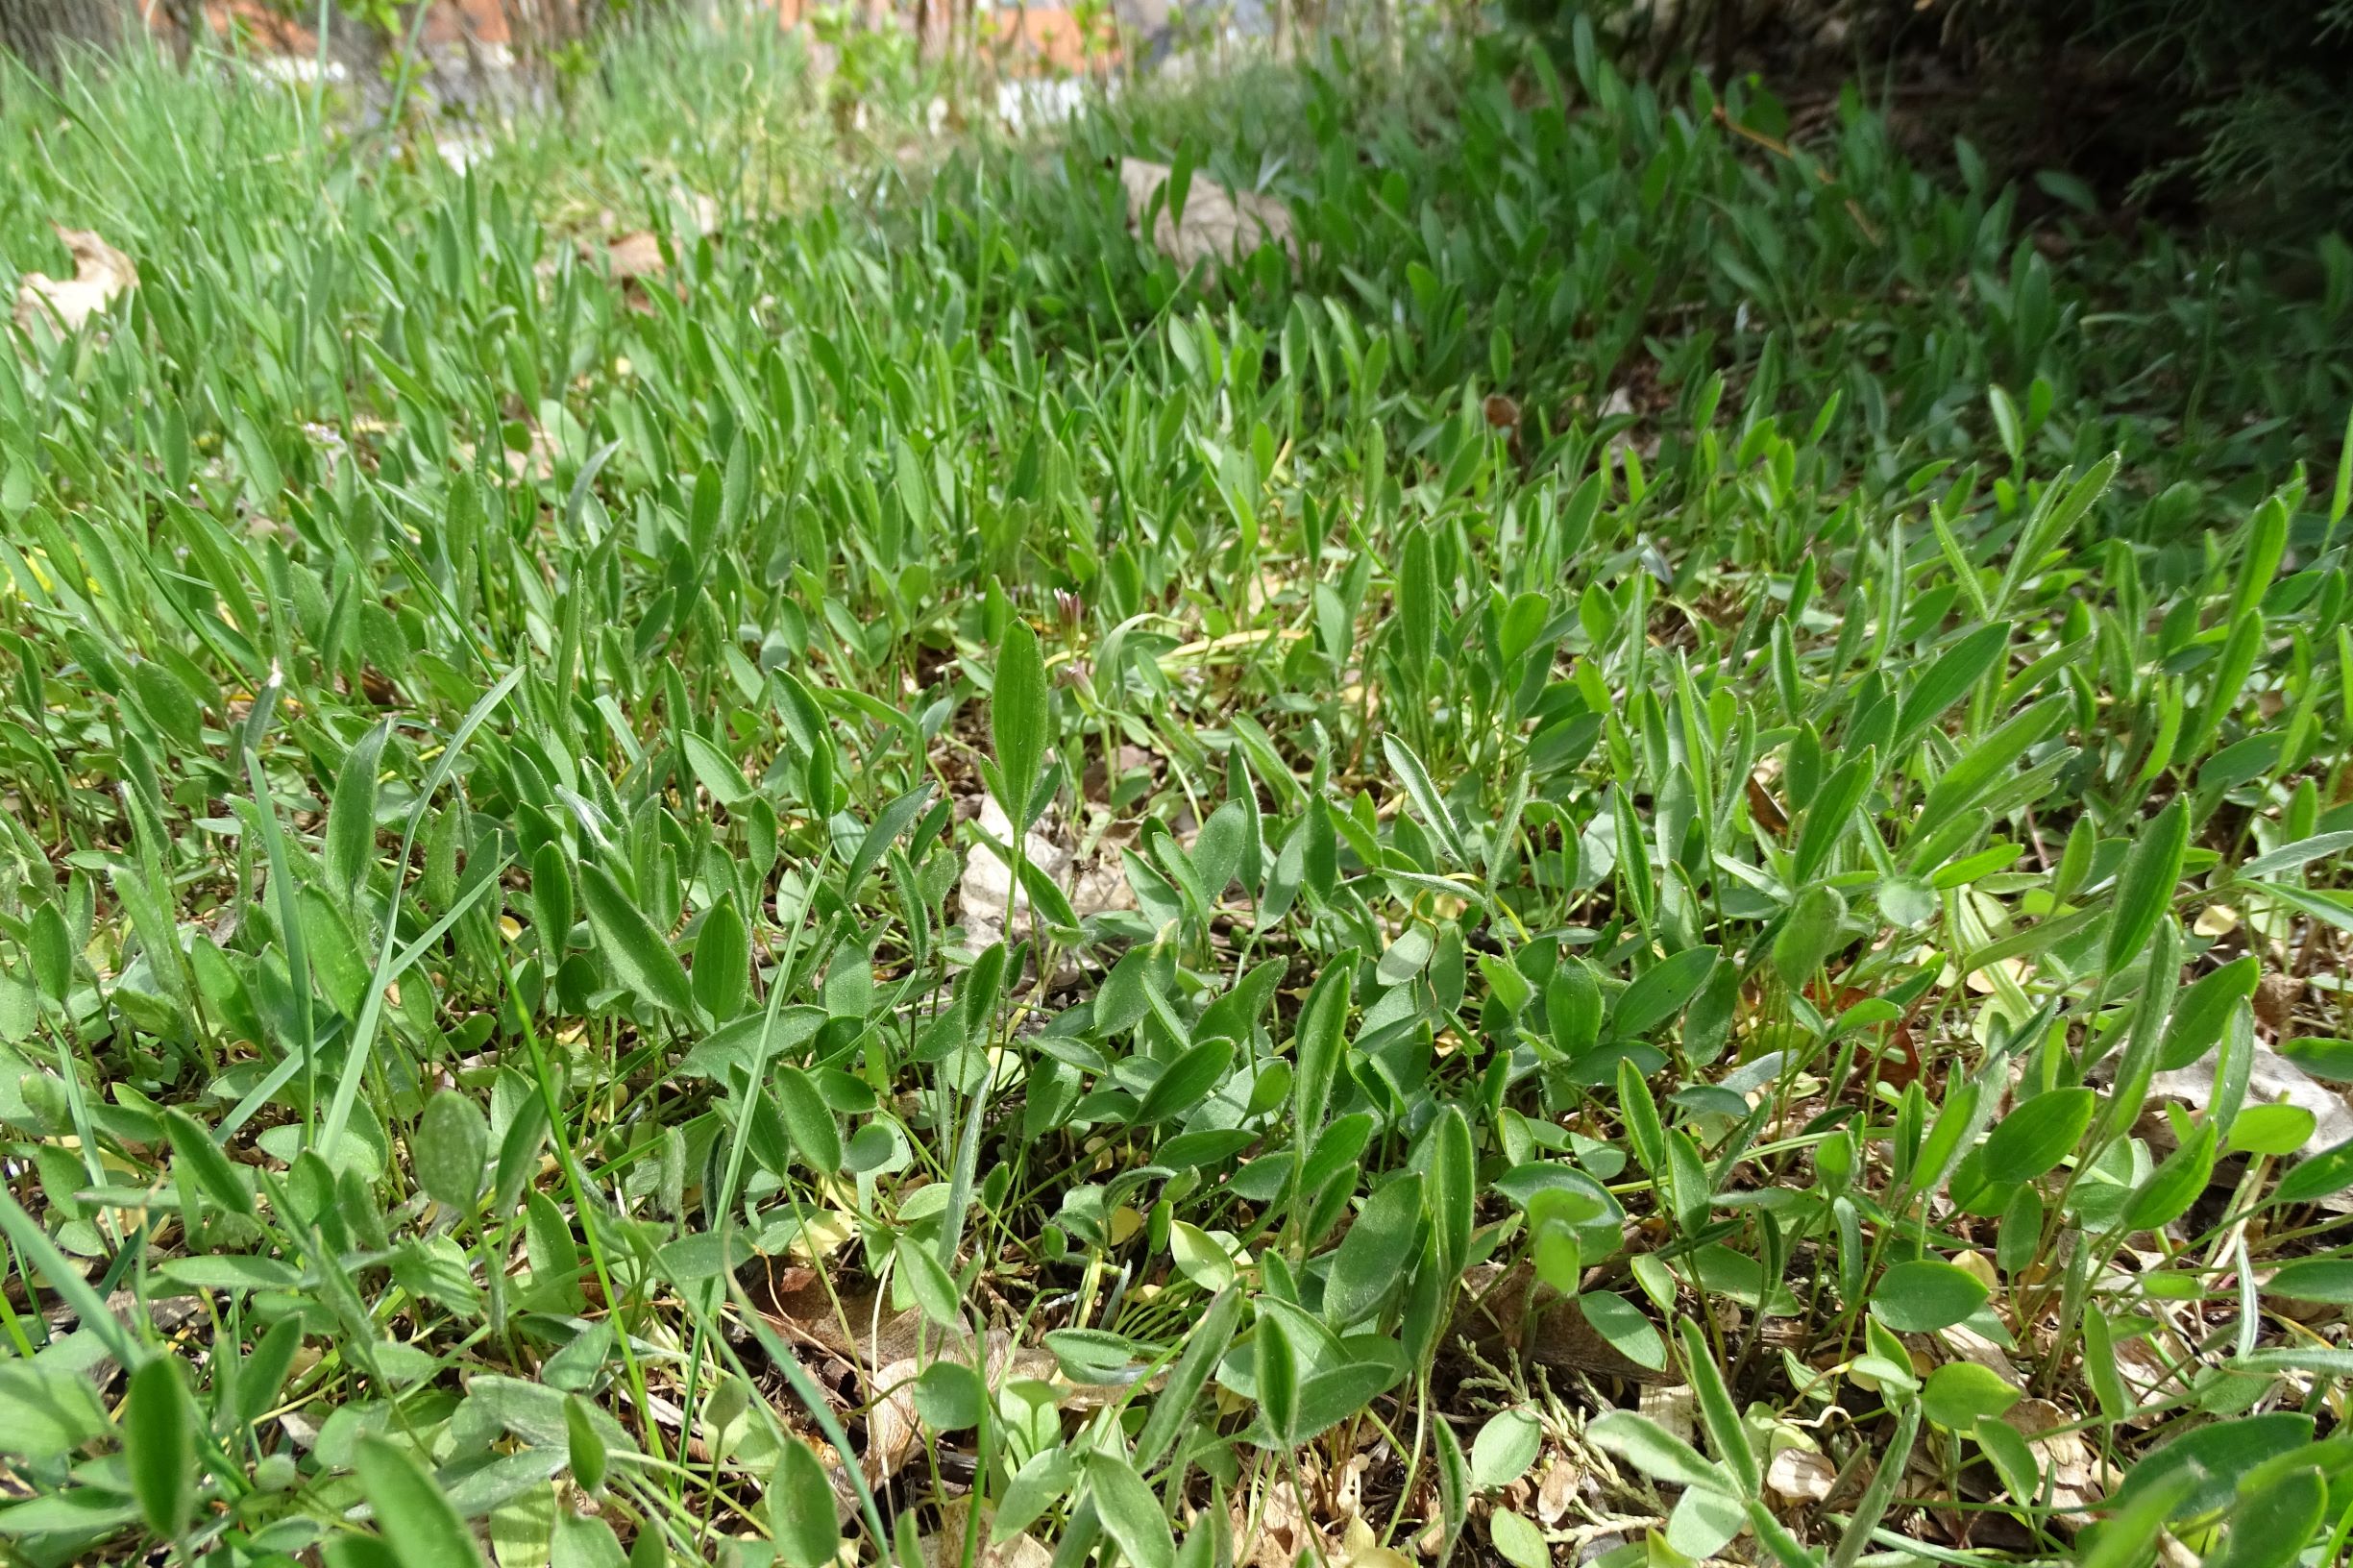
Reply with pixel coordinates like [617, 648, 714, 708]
[0, 0, 124, 75]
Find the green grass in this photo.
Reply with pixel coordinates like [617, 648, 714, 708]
[2, 14, 2352, 1568]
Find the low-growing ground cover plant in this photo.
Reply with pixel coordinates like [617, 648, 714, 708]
[1, 14, 2350, 1568]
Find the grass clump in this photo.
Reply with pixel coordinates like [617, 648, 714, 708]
[1, 16, 2351, 1568]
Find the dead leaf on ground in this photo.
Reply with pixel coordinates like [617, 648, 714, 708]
[757, 1262, 1123, 1483]
[864, 1356, 924, 1482]
[920, 1501, 1051, 1568]
[1765, 1446, 1837, 1503]
[960, 792, 1134, 948]
[1935, 1321, 2022, 1384]
[604, 231, 668, 281]
[2002, 1398, 2110, 1517]
[2149, 1041, 2353, 1158]
[12, 227, 135, 337]
[1118, 159, 1296, 273]
[1234, 1476, 1330, 1568]
[1450, 1262, 1678, 1384]
[1638, 1383, 1700, 1448]
[1533, 1457, 1580, 1525]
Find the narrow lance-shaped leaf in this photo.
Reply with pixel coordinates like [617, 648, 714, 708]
[991, 619, 1048, 832]
[355, 1433, 486, 1568]
[124, 1354, 196, 1541]
[2104, 796, 2190, 979]
[581, 861, 698, 1019]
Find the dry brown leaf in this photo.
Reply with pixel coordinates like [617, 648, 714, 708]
[1235, 1478, 1322, 1568]
[2107, 1326, 2179, 1424]
[920, 1502, 1052, 1568]
[865, 1356, 923, 1482]
[12, 227, 135, 336]
[960, 793, 1134, 948]
[1117, 159, 1296, 273]
[1936, 1321, 2022, 1384]
[2149, 1041, 2353, 1157]
[1533, 1457, 1580, 1525]
[2003, 1398, 2110, 1516]
[1638, 1383, 1699, 1448]
[1450, 1262, 1678, 1384]
[1765, 1446, 1836, 1503]
[605, 231, 668, 281]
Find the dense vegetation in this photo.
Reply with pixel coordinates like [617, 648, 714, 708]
[2, 16, 2351, 1568]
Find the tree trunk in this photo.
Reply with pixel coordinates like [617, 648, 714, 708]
[0, 0, 124, 75]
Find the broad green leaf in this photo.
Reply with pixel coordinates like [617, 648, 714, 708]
[2159, 956, 2259, 1071]
[991, 620, 1049, 832]
[912, 1362, 986, 1430]
[2212, 1463, 2324, 1568]
[124, 1354, 196, 1539]
[2274, 1138, 2353, 1207]
[1084, 1450, 1174, 1568]
[1587, 1410, 1733, 1494]
[2104, 797, 2189, 977]
[1614, 945, 1718, 1039]
[1679, 1319, 1758, 1496]
[2103, 1412, 2314, 1524]
[1793, 750, 1875, 886]
[1870, 1260, 1989, 1333]
[1135, 1287, 1243, 1467]
[772, 1066, 843, 1173]
[414, 1090, 489, 1212]
[1383, 734, 1469, 867]
[896, 1234, 961, 1329]
[1488, 1508, 1548, 1568]
[2264, 1259, 2353, 1303]
[1922, 1360, 2022, 1431]
[1894, 624, 2008, 751]
[327, 722, 390, 902]
[1576, 1292, 1666, 1372]
[692, 894, 749, 1023]
[1255, 1310, 1299, 1447]
[1470, 1406, 1542, 1492]
[581, 863, 697, 1019]
[2123, 1121, 2218, 1232]
[2240, 831, 2353, 879]
[1323, 1172, 1424, 1328]
[1977, 1087, 2095, 1185]
[680, 731, 749, 807]
[163, 1107, 254, 1218]
[357, 1433, 487, 1568]
[770, 1436, 844, 1568]
[565, 1394, 607, 1495]
[1136, 1037, 1234, 1126]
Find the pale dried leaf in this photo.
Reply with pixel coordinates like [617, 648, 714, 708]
[920, 1502, 1052, 1568]
[1936, 1321, 2021, 1383]
[605, 231, 668, 281]
[1452, 1262, 1676, 1384]
[1335, 1515, 1413, 1568]
[1765, 1446, 1836, 1503]
[1534, 1458, 1580, 1526]
[865, 1356, 922, 1482]
[960, 794, 1132, 946]
[1234, 1477, 1338, 1568]
[12, 227, 135, 336]
[1638, 1384, 1699, 1448]
[1118, 159, 1295, 272]
[2150, 1042, 2353, 1156]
